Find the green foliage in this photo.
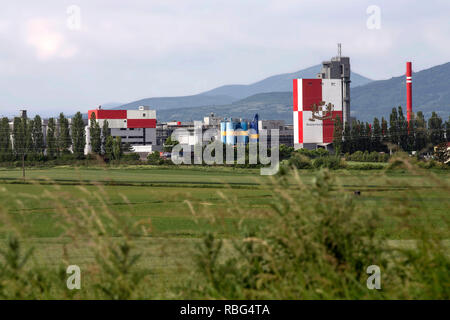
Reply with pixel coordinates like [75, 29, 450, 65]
[112, 137, 122, 161]
[312, 156, 345, 169]
[121, 153, 140, 162]
[105, 136, 114, 160]
[279, 144, 294, 160]
[71, 112, 86, 159]
[89, 112, 102, 154]
[31, 115, 45, 155]
[428, 112, 445, 146]
[147, 151, 163, 165]
[294, 148, 329, 159]
[332, 115, 343, 154]
[188, 167, 450, 299]
[0, 235, 38, 299]
[58, 113, 71, 154]
[415, 111, 428, 152]
[94, 241, 146, 299]
[0, 165, 448, 299]
[287, 153, 312, 169]
[344, 151, 389, 163]
[0, 117, 13, 161]
[164, 136, 179, 152]
[101, 120, 111, 155]
[446, 116, 450, 143]
[46, 118, 57, 159]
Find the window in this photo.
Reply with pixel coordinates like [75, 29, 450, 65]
[143, 113, 146, 117]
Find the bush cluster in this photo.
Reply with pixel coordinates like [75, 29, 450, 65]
[344, 151, 390, 163]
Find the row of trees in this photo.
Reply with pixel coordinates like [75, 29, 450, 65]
[0, 112, 124, 162]
[333, 107, 450, 154]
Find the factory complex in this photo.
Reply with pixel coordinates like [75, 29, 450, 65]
[6, 46, 417, 159]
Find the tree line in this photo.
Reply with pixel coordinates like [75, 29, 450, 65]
[0, 112, 124, 162]
[333, 107, 450, 154]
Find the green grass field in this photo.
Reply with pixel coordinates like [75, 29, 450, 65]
[0, 165, 448, 299]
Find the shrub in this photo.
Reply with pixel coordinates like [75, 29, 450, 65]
[312, 156, 345, 169]
[349, 163, 384, 170]
[288, 153, 312, 169]
[121, 153, 140, 162]
[295, 148, 329, 159]
[147, 151, 163, 165]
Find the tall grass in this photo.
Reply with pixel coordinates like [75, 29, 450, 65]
[186, 161, 449, 299]
[0, 158, 448, 299]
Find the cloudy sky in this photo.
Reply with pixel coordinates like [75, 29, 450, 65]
[0, 0, 449, 117]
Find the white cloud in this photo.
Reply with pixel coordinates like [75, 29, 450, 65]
[24, 18, 78, 60]
[0, 0, 448, 115]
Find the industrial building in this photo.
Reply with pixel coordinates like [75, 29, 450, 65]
[293, 45, 350, 150]
[157, 114, 223, 147]
[86, 106, 156, 153]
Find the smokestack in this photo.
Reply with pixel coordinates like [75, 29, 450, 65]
[406, 62, 412, 123]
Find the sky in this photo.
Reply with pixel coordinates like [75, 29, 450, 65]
[0, 0, 449, 117]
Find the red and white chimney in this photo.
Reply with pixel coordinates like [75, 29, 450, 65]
[406, 62, 413, 123]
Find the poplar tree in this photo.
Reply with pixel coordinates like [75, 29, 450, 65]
[350, 120, 360, 153]
[112, 136, 123, 160]
[102, 120, 110, 155]
[397, 106, 408, 150]
[428, 112, 444, 146]
[0, 117, 12, 161]
[13, 117, 31, 178]
[105, 135, 114, 160]
[389, 108, 399, 149]
[13, 117, 29, 157]
[372, 118, 381, 152]
[89, 112, 102, 154]
[381, 117, 388, 151]
[58, 113, 71, 154]
[407, 113, 416, 152]
[342, 121, 351, 154]
[71, 112, 86, 159]
[332, 115, 343, 155]
[31, 115, 44, 156]
[46, 118, 57, 159]
[415, 111, 428, 152]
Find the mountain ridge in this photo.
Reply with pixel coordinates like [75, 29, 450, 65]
[114, 64, 372, 111]
[156, 62, 450, 123]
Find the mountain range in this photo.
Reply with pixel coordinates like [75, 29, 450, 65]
[111, 62, 450, 123]
[113, 65, 370, 111]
